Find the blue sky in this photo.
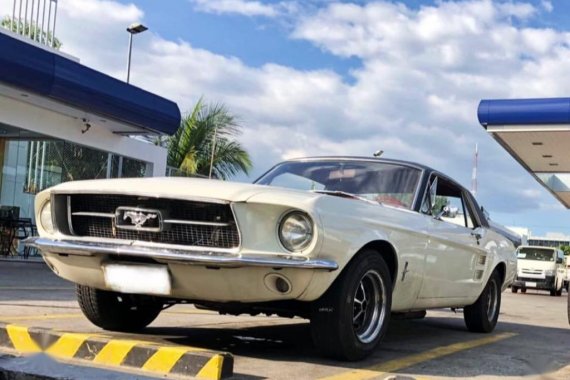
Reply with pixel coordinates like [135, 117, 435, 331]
[4, 0, 570, 238]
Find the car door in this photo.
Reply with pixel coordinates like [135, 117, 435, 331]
[417, 174, 489, 300]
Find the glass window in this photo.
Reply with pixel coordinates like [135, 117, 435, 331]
[423, 175, 476, 229]
[517, 247, 556, 261]
[23, 141, 149, 194]
[255, 160, 421, 209]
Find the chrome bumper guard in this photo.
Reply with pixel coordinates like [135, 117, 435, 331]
[25, 237, 338, 271]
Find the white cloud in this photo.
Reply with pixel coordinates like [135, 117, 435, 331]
[541, 0, 554, 12]
[191, 0, 279, 17]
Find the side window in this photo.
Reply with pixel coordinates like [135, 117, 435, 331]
[423, 175, 476, 229]
[439, 195, 468, 227]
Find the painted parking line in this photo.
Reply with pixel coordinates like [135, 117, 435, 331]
[0, 322, 233, 379]
[320, 332, 518, 380]
[0, 308, 215, 322]
[0, 313, 83, 322]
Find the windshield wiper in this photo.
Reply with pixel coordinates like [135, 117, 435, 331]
[311, 190, 377, 205]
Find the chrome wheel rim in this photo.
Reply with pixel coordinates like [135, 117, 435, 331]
[352, 270, 387, 344]
[486, 279, 498, 320]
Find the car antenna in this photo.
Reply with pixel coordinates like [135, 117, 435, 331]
[373, 150, 384, 157]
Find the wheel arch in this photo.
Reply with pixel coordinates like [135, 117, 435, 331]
[352, 240, 399, 286]
[494, 262, 506, 286]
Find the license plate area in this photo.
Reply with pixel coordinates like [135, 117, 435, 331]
[525, 281, 537, 288]
[103, 264, 171, 295]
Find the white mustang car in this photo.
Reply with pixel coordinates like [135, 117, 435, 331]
[28, 157, 518, 360]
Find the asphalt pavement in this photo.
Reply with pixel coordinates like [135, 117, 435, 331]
[0, 260, 569, 379]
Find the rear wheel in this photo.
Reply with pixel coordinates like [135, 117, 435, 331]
[511, 286, 518, 293]
[550, 289, 557, 297]
[521, 288, 527, 293]
[464, 271, 501, 333]
[310, 250, 392, 361]
[76, 285, 163, 332]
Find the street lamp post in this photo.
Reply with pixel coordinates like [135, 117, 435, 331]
[126, 22, 148, 83]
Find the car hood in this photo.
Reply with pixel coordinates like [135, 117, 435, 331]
[47, 177, 321, 203]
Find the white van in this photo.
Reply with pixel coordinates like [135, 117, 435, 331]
[512, 246, 565, 296]
[564, 255, 570, 292]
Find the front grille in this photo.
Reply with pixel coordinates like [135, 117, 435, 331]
[65, 194, 240, 249]
[521, 268, 543, 275]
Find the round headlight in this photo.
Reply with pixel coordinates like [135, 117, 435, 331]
[278, 211, 314, 252]
[40, 201, 55, 234]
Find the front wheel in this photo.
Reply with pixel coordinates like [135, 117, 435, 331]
[76, 285, 163, 332]
[464, 271, 501, 333]
[310, 250, 392, 361]
[511, 286, 518, 293]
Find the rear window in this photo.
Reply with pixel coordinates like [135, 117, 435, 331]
[517, 247, 555, 261]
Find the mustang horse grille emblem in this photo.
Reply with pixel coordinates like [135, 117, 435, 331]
[115, 207, 162, 232]
[123, 211, 157, 228]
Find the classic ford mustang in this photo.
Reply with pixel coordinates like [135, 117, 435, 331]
[28, 157, 518, 360]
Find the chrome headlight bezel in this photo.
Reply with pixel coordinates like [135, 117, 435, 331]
[278, 210, 314, 253]
[39, 200, 55, 234]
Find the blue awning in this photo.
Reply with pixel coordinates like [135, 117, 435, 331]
[0, 32, 181, 135]
[478, 98, 570, 127]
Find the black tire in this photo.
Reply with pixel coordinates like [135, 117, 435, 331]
[511, 287, 518, 293]
[464, 270, 501, 333]
[76, 285, 163, 332]
[310, 250, 392, 361]
[556, 288, 563, 297]
[521, 288, 526, 293]
[550, 289, 556, 297]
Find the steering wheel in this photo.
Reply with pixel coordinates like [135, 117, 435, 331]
[376, 195, 406, 208]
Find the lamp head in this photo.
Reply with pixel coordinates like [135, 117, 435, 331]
[127, 23, 148, 34]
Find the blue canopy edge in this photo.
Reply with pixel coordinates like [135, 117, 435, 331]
[478, 98, 570, 127]
[0, 32, 181, 135]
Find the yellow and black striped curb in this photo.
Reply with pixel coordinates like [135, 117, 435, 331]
[0, 322, 233, 379]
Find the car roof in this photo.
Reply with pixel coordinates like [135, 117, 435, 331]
[285, 156, 433, 172]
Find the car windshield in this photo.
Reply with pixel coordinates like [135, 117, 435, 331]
[255, 160, 421, 209]
[517, 247, 555, 261]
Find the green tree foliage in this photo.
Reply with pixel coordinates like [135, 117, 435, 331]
[167, 99, 252, 180]
[559, 245, 570, 256]
[1, 16, 61, 49]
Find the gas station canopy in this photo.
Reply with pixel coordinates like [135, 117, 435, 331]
[479, 98, 570, 208]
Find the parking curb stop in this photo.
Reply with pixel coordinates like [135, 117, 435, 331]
[0, 322, 233, 379]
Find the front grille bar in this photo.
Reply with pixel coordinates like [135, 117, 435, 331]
[69, 212, 230, 227]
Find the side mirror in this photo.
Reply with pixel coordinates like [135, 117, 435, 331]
[557, 257, 563, 264]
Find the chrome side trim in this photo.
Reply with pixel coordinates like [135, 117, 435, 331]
[25, 237, 338, 271]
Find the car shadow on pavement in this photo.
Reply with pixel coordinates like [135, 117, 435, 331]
[144, 314, 570, 379]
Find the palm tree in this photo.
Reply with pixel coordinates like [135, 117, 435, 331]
[167, 99, 252, 180]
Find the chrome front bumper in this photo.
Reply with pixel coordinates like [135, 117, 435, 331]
[26, 237, 338, 271]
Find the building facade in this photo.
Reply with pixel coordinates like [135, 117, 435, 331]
[0, 28, 180, 224]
